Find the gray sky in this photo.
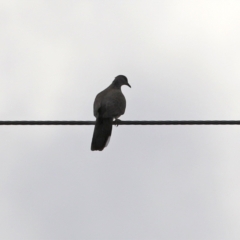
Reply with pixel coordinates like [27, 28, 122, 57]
[1, 0, 240, 239]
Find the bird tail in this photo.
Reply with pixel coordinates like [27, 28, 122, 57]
[91, 118, 113, 151]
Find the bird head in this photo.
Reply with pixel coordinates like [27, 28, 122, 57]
[113, 75, 131, 88]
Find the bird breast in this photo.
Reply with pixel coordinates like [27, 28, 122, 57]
[101, 90, 126, 118]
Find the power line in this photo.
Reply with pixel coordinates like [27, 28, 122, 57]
[0, 120, 240, 125]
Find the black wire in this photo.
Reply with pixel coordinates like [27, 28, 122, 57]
[0, 120, 240, 125]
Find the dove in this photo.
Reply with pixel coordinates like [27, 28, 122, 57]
[91, 75, 131, 151]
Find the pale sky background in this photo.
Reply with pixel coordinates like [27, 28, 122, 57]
[1, 0, 240, 239]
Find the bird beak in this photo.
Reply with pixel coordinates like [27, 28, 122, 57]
[126, 83, 131, 88]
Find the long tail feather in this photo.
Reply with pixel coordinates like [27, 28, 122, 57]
[91, 118, 113, 151]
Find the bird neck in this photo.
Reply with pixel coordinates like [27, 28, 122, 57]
[111, 80, 122, 89]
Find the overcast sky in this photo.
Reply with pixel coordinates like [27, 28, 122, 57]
[1, 0, 240, 239]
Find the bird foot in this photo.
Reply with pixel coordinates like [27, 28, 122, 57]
[114, 119, 121, 127]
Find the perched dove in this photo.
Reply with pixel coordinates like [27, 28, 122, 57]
[91, 75, 131, 151]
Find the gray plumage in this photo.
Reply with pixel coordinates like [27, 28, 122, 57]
[91, 75, 131, 151]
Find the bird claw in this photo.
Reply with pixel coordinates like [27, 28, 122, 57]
[114, 119, 121, 127]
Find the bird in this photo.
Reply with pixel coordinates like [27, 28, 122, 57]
[91, 75, 131, 151]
